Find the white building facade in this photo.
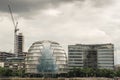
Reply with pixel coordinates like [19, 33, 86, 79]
[68, 43, 114, 70]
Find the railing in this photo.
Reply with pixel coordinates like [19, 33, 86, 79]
[0, 77, 114, 80]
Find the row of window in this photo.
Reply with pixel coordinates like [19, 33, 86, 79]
[69, 53, 83, 55]
[68, 56, 82, 58]
[69, 50, 83, 52]
[98, 56, 114, 58]
[97, 64, 114, 66]
[68, 62, 83, 64]
[68, 59, 83, 61]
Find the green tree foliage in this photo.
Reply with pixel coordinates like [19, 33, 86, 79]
[0, 67, 12, 77]
[11, 69, 25, 77]
[0, 67, 25, 77]
[0, 67, 120, 78]
[68, 68, 116, 78]
[115, 70, 120, 77]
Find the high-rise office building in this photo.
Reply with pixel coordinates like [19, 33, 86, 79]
[16, 33, 24, 57]
[68, 43, 114, 70]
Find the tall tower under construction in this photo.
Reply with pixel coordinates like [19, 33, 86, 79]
[5, 0, 25, 71]
[16, 33, 24, 57]
[8, 3, 24, 57]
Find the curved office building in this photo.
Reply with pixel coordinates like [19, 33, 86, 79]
[25, 40, 67, 74]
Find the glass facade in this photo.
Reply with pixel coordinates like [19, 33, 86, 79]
[68, 44, 114, 70]
[25, 40, 67, 74]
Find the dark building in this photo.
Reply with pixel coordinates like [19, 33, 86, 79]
[0, 52, 15, 62]
[16, 33, 24, 57]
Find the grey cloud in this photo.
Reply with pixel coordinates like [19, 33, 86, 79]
[0, 0, 113, 16]
[89, 0, 113, 7]
[0, 0, 74, 13]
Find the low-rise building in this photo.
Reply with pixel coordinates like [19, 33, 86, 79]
[0, 52, 15, 62]
[5, 57, 25, 71]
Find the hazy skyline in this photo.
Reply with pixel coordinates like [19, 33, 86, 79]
[0, 0, 120, 64]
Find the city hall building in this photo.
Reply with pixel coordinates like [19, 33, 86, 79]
[25, 40, 67, 76]
[68, 43, 114, 70]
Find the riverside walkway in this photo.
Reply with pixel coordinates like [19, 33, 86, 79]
[0, 77, 114, 80]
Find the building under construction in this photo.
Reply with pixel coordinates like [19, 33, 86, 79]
[68, 43, 114, 70]
[5, 3, 25, 71]
[16, 33, 24, 57]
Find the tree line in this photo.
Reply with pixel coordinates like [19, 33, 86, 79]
[1, 67, 120, 78]
[0, 67, 25, 77]
[67, 68, 120, 78]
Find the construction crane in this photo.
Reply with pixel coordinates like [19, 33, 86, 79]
[8, 2, 19, 57]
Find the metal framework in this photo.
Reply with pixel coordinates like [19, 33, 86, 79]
[8, 2, 19, 56]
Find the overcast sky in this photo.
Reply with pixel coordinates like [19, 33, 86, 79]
[0, 0, 120, 64]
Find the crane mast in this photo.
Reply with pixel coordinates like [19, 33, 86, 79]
[8, 4, 19, 57]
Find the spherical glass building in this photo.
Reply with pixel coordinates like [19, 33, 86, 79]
[25, 40, 67, 75]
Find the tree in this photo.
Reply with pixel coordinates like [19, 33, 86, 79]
[115, 70, 120, 77]
[0, 67, 13, 77]
[68, 67, 115, 78]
